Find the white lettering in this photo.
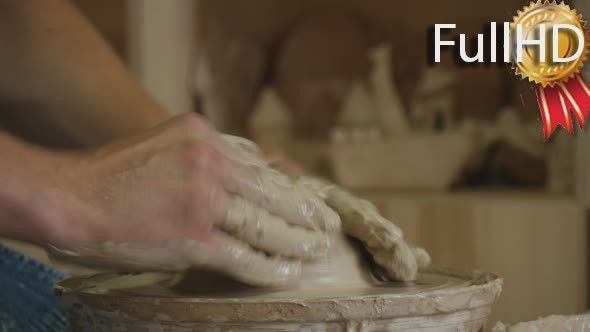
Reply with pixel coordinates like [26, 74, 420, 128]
[460, 34, 484, 62]
[504, 22, 511, 62]
[491, 22, 497, 62]
[434, 24, 456, 63]
[516, 23, 546, 62]
[552, 24, 584, 63]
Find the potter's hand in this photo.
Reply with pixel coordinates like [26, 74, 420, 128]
[220, 137, 429, 281]
[46, 114, 340, 286]
[299, 178, 430, 281]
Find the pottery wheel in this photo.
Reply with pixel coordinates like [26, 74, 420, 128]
[55, 234, 502, 331]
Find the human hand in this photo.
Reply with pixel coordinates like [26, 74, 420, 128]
[219, 136, 430, 281]
[297, 177, 430, 281]
[43, 113, 340, 286]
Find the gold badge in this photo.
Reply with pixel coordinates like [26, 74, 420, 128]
[510, 1, 590, 139]
[511, 1, 589, 87]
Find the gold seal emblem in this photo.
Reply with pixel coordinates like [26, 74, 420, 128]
[511, 1, 589, 87]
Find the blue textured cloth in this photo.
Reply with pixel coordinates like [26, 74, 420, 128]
[0, 244, 70, 332]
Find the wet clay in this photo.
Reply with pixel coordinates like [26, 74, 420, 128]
[49, 134, 343, 287]
[493, 314, 590, 332]
[51, 135, 428, 287]
[228, 172, 431, 282]
[296, 177, 430, 281]
[49, 231, 303, 287]
[97, 233, 375, 297]
[223, 133, 430, 281]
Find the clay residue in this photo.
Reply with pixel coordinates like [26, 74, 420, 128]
[221, 135, 431, 282]
[51, 135, 429, 289]
[49, 134, 343, 287]
[49, 231, 303, 287]
[493, 314, 590, 332]
[297, 177, 431, 281]
[55, 268, 503, 331]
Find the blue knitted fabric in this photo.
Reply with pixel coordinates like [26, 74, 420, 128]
[0, 244, 70, 332]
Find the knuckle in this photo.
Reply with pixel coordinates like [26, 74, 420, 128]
[173, 113, 211, 136]
[181, 141, 220, 171]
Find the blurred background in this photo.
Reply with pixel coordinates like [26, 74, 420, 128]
[2, 0, 590, 327]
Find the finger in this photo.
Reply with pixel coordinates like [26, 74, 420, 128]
[220, 195, 330, 260]
[48, 234, 303, 288]
[412, 246, 431, 269]
[213, 136, 341, 232]
[370, 243, 419, 282]
[323, 184, 404, 247]
[189, 230, 302, 287]
[320, 181, 426, 281]
[220, 135, 263, 158]
[47, 242, 197, 272]
[219, 165, 340, 232]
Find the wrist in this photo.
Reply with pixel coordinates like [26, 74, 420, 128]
[30, 150, 110, 249]
[0, 147, 64, 246]
[0, 134, 52, 243]
[0, 134, 105, 247]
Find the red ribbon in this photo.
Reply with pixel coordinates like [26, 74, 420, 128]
[535, 74, 590, 140]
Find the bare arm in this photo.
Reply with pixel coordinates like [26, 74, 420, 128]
[0, 131, 84, 246]
[0, 0, 169, 146]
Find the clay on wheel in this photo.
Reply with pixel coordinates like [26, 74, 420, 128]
[165, 232, 375, 297]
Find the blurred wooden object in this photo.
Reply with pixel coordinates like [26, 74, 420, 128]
[409, 68, 457, 131]
[194, 0, 539, 134]
[362, 191, 587, 326]
[369, 44, 409, 135]
[328, 75, 550, 191]
[274, 13, 370, 138]
[331, 133, 476, 189]
[575, 130, 590, 208]
[194, 32, 266, 136]
[478, 141, 546, 187]
[127, 0, 194, 116]
[250, 87, 291, 141]
[547, 131, 574, 194]
[457, 111, 549, 188]
[389, 28, 425, 112]
[338, 80, 378, 128]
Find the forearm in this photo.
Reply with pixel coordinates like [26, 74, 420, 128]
[0, 0, 169, 146]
